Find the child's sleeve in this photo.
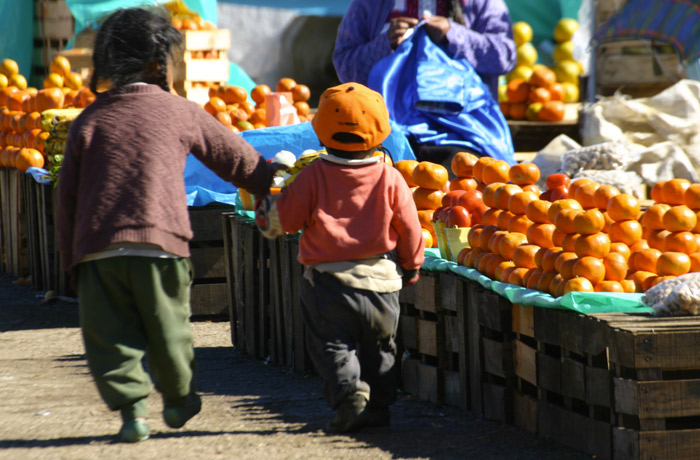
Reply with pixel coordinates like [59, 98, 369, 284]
[391, 180, 425, 271]
[55, 130, 80, 272]
[273, 167, 317, 234]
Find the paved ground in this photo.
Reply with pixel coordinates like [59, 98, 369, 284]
[0, 273, 594, 460]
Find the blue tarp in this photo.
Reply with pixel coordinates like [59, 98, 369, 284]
[0, 1, 33, 77]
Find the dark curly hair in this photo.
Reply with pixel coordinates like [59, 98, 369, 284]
[90, 7, 183, 93]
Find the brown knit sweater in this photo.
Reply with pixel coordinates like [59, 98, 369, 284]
[56, 84, 273, 272]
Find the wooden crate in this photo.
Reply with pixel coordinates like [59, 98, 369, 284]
[36, 0, 74, 41]
[174, 29, 230, 104]
[606, 314, 700, 460]
[0, 170, 29, 277]
[507, 103, 581, 152]
[188, 204, 236, 318]
[21, 177, 55, 292]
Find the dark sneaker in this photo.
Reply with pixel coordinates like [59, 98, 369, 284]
[118, 419, 150, 443]
[163, 392, 202, 429]
[325, 391, 369, 434]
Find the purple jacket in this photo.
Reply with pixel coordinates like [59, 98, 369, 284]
[333, 0, 516, 98]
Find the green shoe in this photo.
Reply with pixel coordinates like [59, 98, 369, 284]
[118, 419, 150, 443]
[325, 391, 369, 434]
[163, 392, 202, 429]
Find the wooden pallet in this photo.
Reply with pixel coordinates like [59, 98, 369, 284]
[605, 314, 700, 460]
[188, 204, 236, 318]
[174, 29, 230, 104]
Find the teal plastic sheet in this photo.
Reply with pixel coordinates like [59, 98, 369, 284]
[504, 0, 582, 43]
[421, 252, 654, 315]
[0, 1, 33, 78]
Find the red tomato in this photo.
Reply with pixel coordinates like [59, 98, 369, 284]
[446, 205, 472, 228]
[432, 206, 447, 222]
[470, 202, 488, 225]
[550, 185, 569, 201]
[539, 189, 553, 201]
[545, 173, 571, 190]
[442, 190, 466, 207]
[456, 189, 484, 214]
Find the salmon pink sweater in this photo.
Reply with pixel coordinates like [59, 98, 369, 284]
[56, 84, 273, 272]
[275, 157, 424, 271]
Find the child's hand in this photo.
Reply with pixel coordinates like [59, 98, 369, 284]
[402, 269, 420, 287]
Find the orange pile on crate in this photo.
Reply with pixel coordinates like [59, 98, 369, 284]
[203, 78, 312, 133]
[393, 153, 700, 296]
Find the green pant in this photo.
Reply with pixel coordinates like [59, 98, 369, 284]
[77, 256, 196, 419]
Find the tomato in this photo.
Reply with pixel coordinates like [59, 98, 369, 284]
[550, 185, 569, 201]
[432, 206, 447, 222]
[446, 205, 472, 228]
[470, 202, 488, 225]
[545, 173, 571, 190]
[456, 189, 484, 214]
[442, 190, 466, 207]
[539, 189, 553, 201]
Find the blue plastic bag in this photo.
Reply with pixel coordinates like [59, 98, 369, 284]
[368, 24, 515, 164]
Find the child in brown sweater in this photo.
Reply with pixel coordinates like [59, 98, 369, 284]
[55, 7, 276, 442]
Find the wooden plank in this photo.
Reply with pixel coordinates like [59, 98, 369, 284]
[455, 292, 470, 411]
[258, 229, 271, 361]
[465, 282, 483, 414]
[615, 377, 700, 420]
[414, 273, 436, 313]
[512, 303, 534, 338]
[230, 216, 245, 348]
[417, 318, 438, 357]
[514, 339, 537, 386]
[279, 237, 295, 367]
[175, 54, 229, 82]
[400, 315, 417, 350]
[477, 288, 512, 333]
[513, 392, 538, 434]
[183, 29, 231, 51]
[190, 282, 228, 317]
[482, 337, 512, 379]
[536, 351, 561, 394]
[268, 236, 283, 364]
[438, 273, 460, 312]
[417, 362, 440, 404]
[288, 237, 309, 373]
[533, 306, 559, 346]
[221, 213, 237, 347]
[586, 365, 612, 408]
[189, 206, 234, 241]
[189, 245, 225, 279]
[611, 329, 700, 370]
[242, 222, 259, 357]
[560, 356, 586, 401]
[482, 381, 511, 423]
[443, 314, 459, 354]
[401, 357, 419, 396]
[443, 369, 461, 408]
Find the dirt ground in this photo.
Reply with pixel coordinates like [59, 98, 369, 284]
[0, 273, 594, 460]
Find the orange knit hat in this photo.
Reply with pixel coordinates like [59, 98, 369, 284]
[312, 82, 391, 151]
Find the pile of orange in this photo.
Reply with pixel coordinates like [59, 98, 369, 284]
[204, 78, 312, 133]
[0, 57, 96, 171]
[394, 154, 700, 296]
[501, 66, 566, 122]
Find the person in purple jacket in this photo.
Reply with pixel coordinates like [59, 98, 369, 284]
[333, 0, 516, 167]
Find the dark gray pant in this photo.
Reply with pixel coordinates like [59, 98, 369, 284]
[300, 269, 400, 409]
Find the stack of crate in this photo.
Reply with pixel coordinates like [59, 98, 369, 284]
[32, 0, 75, 88]
[173, 29, 231, 105]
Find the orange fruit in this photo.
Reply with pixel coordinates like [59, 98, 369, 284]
[507, 214, 534, 234]
[547, 199, 583, 224]
[494, 184, 523, 210]
[417, 210, 435, 229]
[508, 191, 539, 215]
[481, 208, 502, 226]
[528, 86, 551, 104]
[563, 277, 594, 293]
[494, 260, 516, 281]
[552, 228, 566, 247]
[509, 103, 527, 120]
[572, 256, 605, 284]
[251, 84, 272, 104]
[619, 279, 637, 293]
[684, 183, 700, 210]
[412, 162, 449, 190]
[627, 270, 657, 292]
[560, 233, 579, 252]
[497, 210, 516, 231]
[525, 200, 552, 224]
[550, 274, 566, 296]
[609, 242, 631, 260]
[421, 228, 434, 249]
[488, 231, 509, 254]
[508, 163, 540, 185]
[506, 78, 530, 103]
[205, 96, 227, 115]
[49, 55, 71, 77]
[553, 207, 582, 234]
[559, 257, 579, 280]
[481, 182, 504, 208]
[15, 147, 44, 172]
[603, 252, 628, 281]
[481, 160, 511, 185]
[291, 84, 311, 102]
[507, 267, 531, 287]
[276, 77, 297, 93]
[656, 252, 691, 276]
[538, 270, 558, 293]
[541, 247, 564, 273]
[526, 223, 556, 248]
[522, 184, 541, 195]
[413, 187, 444, 210]
[664, 231, 697, 254]
[451, 151, 479, 178]
[224, 85, 248, 104]
[660, 178, 691, 205]
[534, 247, 548, 269]
[529, 66, 557, 88]
[647, 229, 669, 251]
[607, 194, 640, 222]
[456, 247, 471, 265]
[513, 244, 540, 269]
[694, 211, 700, 233]
[608, 219, 643, 246]
[449, 177, 478, 191]
[573, 182, 600, 209]
[395, 160, 419, 187]
[294, 101, 310, 116]
[472, 157, 497, 183]
[477, 225, 499, 251]
[631, 248, 662, 273]
[595, 280, 624, 293]
[498, 232, 528, 260]
[640, 203, 672, 230]
[573, 232, 610, 258]
[526, 268, 544, 290]
[464, 247, 485, 268]
[663, 205, 697, 232]
[572, 208, 605, 235]
[484, 254, 506, 279]
[690, 252, 700, 272]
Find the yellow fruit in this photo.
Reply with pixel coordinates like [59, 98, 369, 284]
[554, 60, 581, 85]
[0, 58, 19, 77]
[0, 74, 7, 89]
[525, 102, 543, 121]
[506, 64, 534, 83]
[553, 40, 575, 62]
[561, 82, 579, 102]
[516, 43, 538, 67]
[554, 18, 579, 43]
[498, 84, 508, 102]
[512, 21, 533, 46]
[64, 72, 83, 90]
[10, 74, 27, 90]
[44, 72, 64, 89]
[50, 56, 72, 77]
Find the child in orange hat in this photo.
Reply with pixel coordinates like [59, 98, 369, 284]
[255, 82, 425, 433]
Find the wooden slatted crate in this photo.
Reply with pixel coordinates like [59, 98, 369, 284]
[0, 170, 29, 277]
[174, 29, 230, 105]
[21, 178, 55, 292]
[606, 314, 700, 460]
